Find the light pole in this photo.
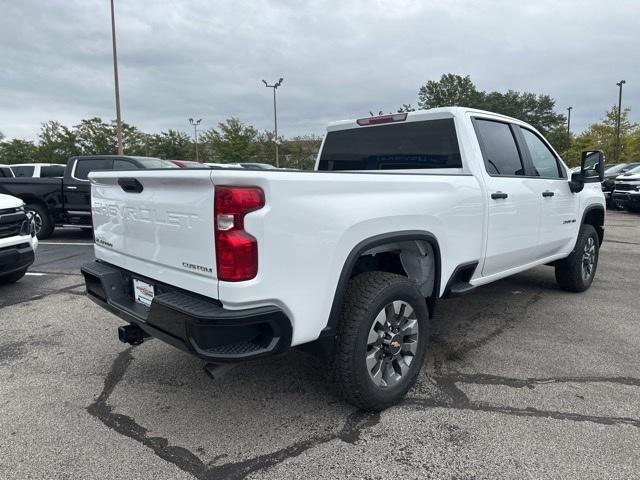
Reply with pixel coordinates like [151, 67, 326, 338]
[110, 0, 123, 155]
[189, 118, 202, 163]
[262, 78, 283, 167]
[615, 80, 626, 163]
[566, 106, 572, 135]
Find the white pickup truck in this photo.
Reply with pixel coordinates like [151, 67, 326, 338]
[82, 107, 606, 410]
[0, 194, 38, 284]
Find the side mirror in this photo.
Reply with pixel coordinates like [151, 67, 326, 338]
[569, 150, 605, 193]
[581, 150, 605, 182]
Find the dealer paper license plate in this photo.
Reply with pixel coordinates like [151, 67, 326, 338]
[133, 279, 155, 307]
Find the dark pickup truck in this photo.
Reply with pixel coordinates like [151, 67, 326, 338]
[0, 155, 177, 238]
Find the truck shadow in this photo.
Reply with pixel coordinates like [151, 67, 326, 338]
[86, 266, 566, 479]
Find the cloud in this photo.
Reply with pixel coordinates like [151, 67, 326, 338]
[0, 0, 637, 141]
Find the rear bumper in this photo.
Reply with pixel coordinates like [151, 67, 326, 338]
[81, 261, 292, 362]
[0, 242, 34, 275]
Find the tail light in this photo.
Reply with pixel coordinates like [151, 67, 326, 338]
[214, 186, 265, 281]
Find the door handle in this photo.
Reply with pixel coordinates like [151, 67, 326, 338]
[542, 190, 555, 197]
[491, 192, 508, 200]
[66, 186, 78, 190]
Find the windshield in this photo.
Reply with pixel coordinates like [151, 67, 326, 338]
[605, 163, 628, 175]
[625, 165, 640, 175]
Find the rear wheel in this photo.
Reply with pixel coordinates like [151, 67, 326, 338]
[0, 268, 28, 285]
[330, 271, 429, 411]
[25, 203, 53, 239]
[555, 224, 599, 292]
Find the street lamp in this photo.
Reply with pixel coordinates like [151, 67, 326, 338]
[615, 80, 626, 163]
[566, 106, 572, 135]
[262, 77, 284, 167]
[189, 118, 202, 163]
[110, 0, 123, 155]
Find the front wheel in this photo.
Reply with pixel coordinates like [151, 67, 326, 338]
[25, 203, 54, 239]
[555, 224, 600, 292]
[330, 271, 430, 411]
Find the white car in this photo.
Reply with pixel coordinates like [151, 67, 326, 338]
[0, 193, 38, 284]
[82, 107, 605, 410]
[10, 163, 66, 178]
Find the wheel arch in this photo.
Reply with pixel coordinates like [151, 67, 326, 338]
[322, 231, 442, 338]
[581, 204, 605, 245]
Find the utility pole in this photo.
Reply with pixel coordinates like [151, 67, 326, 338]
[615, 80, 626, 163]
[262, 78, 283, 167]
[110, 0, 123, 155]
[189, 118, 202, 163]
[566, 106, 572, 135]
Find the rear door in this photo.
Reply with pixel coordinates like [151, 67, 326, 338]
[516, 127, 579, 258]
[473, 118, 542, 277]
[64, 158, 112, 222]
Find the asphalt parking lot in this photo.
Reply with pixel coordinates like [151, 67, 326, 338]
[1, 210, 639, 479]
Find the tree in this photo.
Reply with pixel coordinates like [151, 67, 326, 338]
[200, 118, 260, 163]
[279, 135, 323, 170]
[145, 130, 192, 159]
[38, 121, 80, 163]
[482, 90, 564, 134]
[0, 139, 40, 164]
[417, 74, 483, 110]
[415, 74, 565, 133]
[565, 106, 639, 166]
[544, 126, 572, 157]
[74, 117, 117, 155]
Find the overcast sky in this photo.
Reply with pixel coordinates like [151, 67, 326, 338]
[0, 0, 638, 141]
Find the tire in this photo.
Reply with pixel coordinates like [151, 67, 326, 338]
[555, 224, 599, 293]
[0, 268, 28, 285]
[25, 203, 54, 239]
[330, 271, 430, 411]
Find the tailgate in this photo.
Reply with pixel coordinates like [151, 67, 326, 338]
[89, 170, 218, 299]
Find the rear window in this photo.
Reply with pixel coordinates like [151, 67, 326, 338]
[318, 119, 462, 171]
[74, 159, 111, 180]
[12, 166, 35, 177]
[0, 166, 14, 177]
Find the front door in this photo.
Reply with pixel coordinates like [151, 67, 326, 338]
[517, 127, 580, 258]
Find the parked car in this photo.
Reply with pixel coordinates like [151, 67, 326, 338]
[601, 162, 640, 207]
[81, 107, 605, 411]
[0, 155, 177, 239]
[10, 163, 66, 178]
[612, 165, 640, 212]
[0, 165, 15, 178]
[0, 193, 38, 284]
